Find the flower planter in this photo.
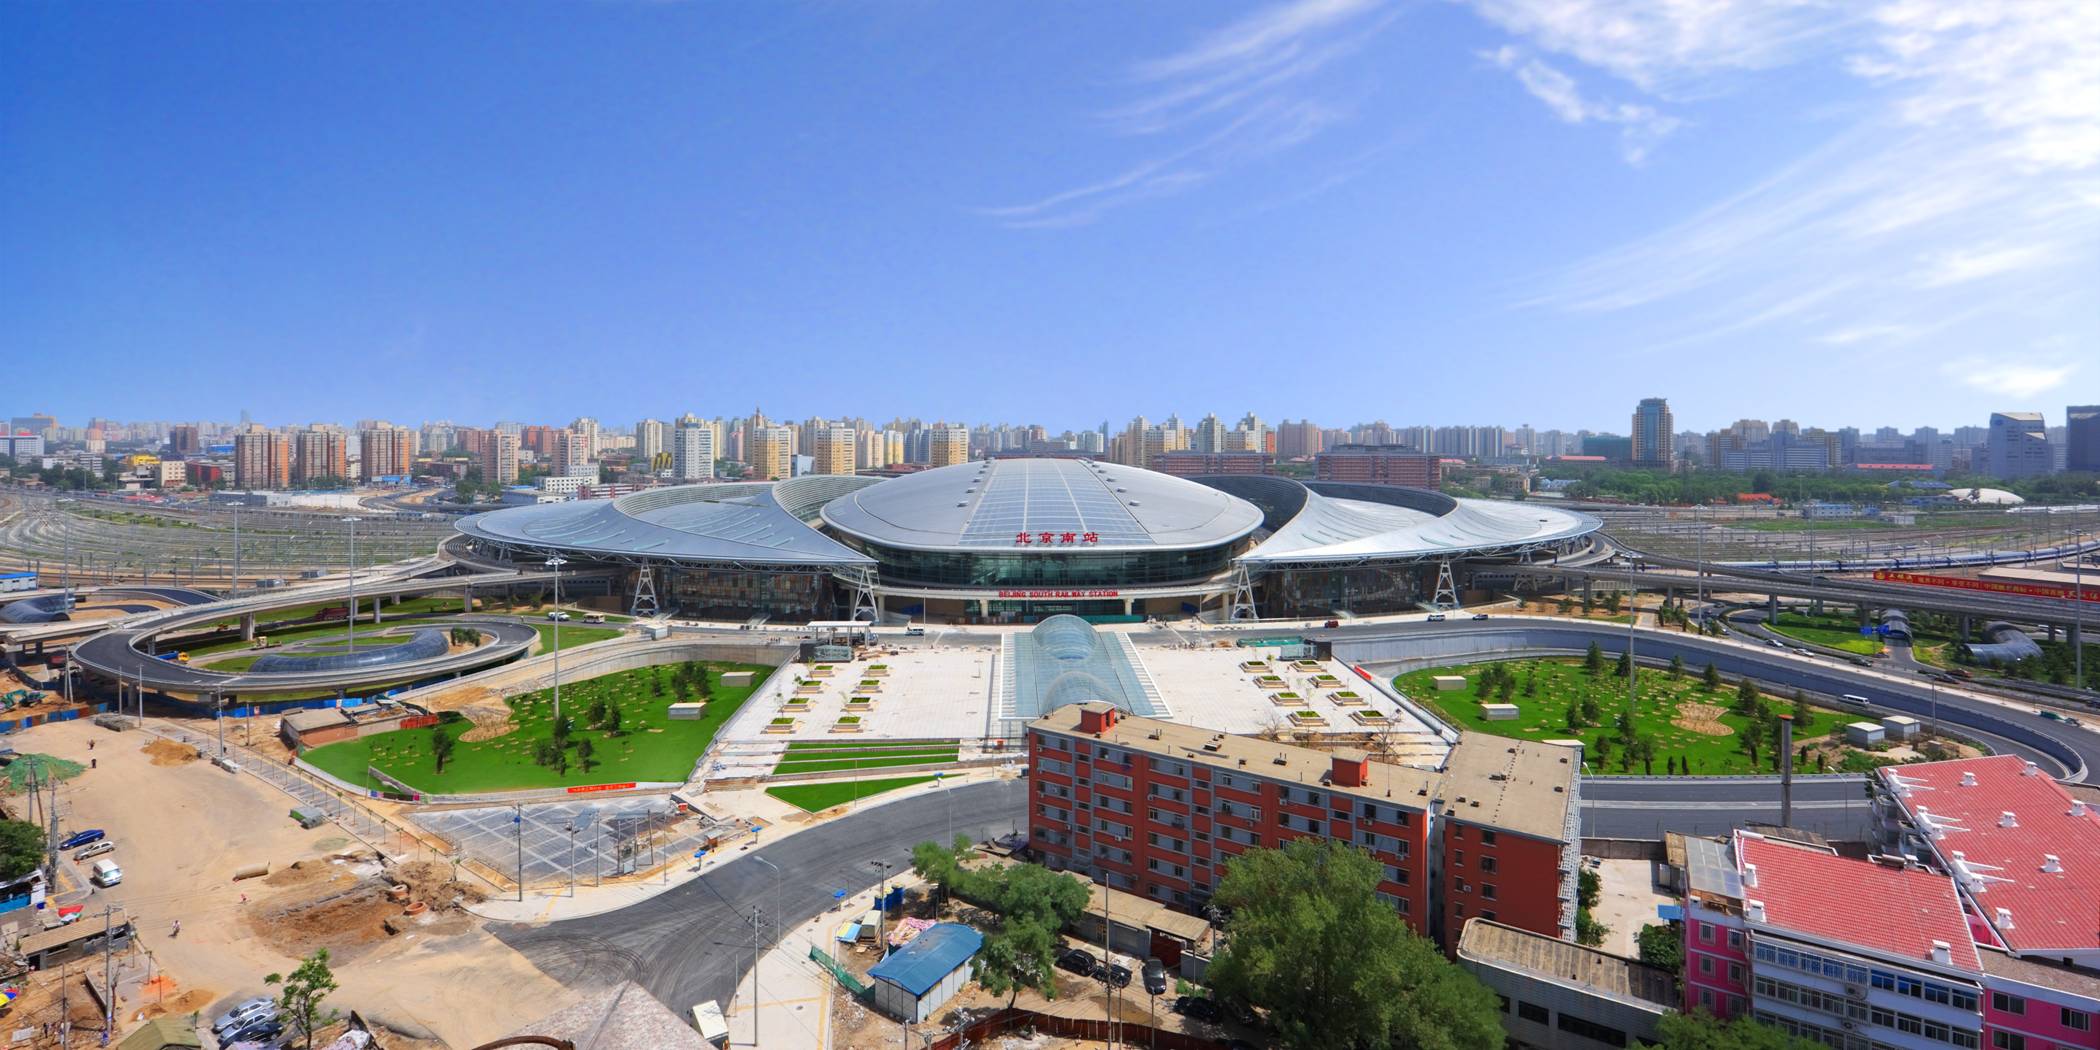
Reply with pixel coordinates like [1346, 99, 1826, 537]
[1239, 661, 1272, 673]
[764, 718, 799, 735]
[1330, 691, 1365, 706]
[1350, 711, 1392, 727]
[794, 682, 824, 695]
[865, 665, 891, 677]
[1291, 660, 1322, 672]
[845, 697, 875, 713]
[856, 680, 883, 693]
[831, 716, 863, 733]
[1269, 691, 1304, 706]
[810, 665, 835, 678]
[1253, 675, 1286, 688]
[1311, 675, 1344, 689]
[1287, 710, 1328, 727]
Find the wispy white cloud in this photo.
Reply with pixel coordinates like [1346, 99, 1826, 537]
[983, 0, 1393, 228]
[1487, 0, 2100, 368]
[1938, 357, 2081, 400]
[1481, 45, 1681, 163]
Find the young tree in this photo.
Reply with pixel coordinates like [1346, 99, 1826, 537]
[575, 738, 596, 774]
[0, 820, 45, 881]
[1616, 650, 1633, 679]
[429, 725, 455, 775]
[1206, 839, 1503, 1050]
[1657, 1010, 1824, 1049]
[602, 705, 623, 736]
[1669, 655, 1685, 678]
[1790, 693, 1815, 734]
[1637, 923, 1684, 972]
[1635, 736, 1658, 776]
[1737, 678, 1762, 711]
[267, 948, 341, 1050]
[1497, 677, 1517, 703]
[910, 834, 981, 902]
[1585, 642, 1605, 675]
[1703, 661, 1723, 691]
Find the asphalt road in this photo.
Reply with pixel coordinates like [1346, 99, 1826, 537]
[494, 777, 1026, 1014]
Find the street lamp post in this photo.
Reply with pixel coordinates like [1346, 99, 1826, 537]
[870, 860, 895, 958]
[566, 822, 577, 898]
[342, 516, 362, 652]
[546, 556, 568, 726]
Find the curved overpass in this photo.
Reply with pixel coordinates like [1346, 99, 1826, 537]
[1315, 618, 2096, 782]
[71, 617, 545, 699]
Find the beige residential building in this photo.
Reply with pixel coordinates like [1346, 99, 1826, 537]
[360, 426, 414, 481]
[928, 425, 969, 467]
[747, 426, 794, 480]
[811, 424, 857, 475]
[292, 428, 347, 485]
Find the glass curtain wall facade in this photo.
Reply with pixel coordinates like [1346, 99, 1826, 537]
[837, 538, 1243, 589]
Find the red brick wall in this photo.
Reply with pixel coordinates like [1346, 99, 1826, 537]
[1442, 819, 1564, 944]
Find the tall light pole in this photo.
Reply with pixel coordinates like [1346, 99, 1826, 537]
[546, 556, 568, 726]
[870, 860, 895, 958]
[230, 503, 242, 596]
[342, 516, 362, 652]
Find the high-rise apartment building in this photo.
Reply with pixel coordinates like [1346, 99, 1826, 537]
[811, 424, 857, 476]
[481, 433, 519, 486]
[928, 425, 970, 468]
[2068, 405, 2100, 473]
[1275, 419, 1324, 459]
[292, 428, 347, 485]
[634, 418, 668, 473]
[1986, 412, 2053, 480]
[554, 430, 595, 478]
[1630, 398, 1674, 469]
[746, 426, 793, 480]
[233, 429, 292, 489]
[167, 424, 201, 458]
[569, 417, 600, 460]
[360, 426, 414, 481]
[672, 415, 715, 482]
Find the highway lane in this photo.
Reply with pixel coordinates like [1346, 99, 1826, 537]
[493, 778, 1026, 1015]
[1327, 618, 2100, 780]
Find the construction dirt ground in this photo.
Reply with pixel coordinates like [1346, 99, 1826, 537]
[12, 717, 573, 1049]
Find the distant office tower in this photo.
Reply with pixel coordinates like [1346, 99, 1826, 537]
[672, 415, 715, 481]
[1315, 445, 1441, 488]
[167, 424, 201, 458]
[1275, 419, 1324, 459]
[2069, 406, 2100, 473]
[10, 414, 58, 440]
[811, 424, 857, 475]
[481, 433, 520, 485]
[1630, 398, 1675, 468]
[746, 426, 793, 480]
[234, 429, 292, 489]
[360, 426, 414, 481]
[292, 428, 347, 485]
[928, 425, 970, 467]
[1987, 412, 2054, 479]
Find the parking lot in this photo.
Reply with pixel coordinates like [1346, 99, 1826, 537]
[411, 795, 737, 887]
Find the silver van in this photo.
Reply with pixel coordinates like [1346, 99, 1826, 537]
[90, 858, 123, 887]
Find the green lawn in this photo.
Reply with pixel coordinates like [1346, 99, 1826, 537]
[773, 748, 961, 775]
[766, 775, 940, 813]
[784, 738, 959, 752]
[183, 617, 451, 656]
[302, 660, 772, 793]
[532, 623, 624, 651]
[1764, 611, 1885, 655]
[1396, 658, 1846, 776]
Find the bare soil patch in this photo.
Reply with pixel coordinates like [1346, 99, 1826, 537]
[142, 737, 200, 766]
[1673, 702, 1735, 737]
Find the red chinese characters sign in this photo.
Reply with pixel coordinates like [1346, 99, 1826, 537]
[1014, 531, 1102, 547]
[1873, 570, 2100, 604]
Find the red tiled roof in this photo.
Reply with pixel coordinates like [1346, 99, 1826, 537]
[1737, 832, 1980, 971]
[1881, 755, 2100, 954]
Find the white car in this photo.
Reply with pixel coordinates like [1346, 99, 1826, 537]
[545, 610, 570, 621]
[73, 841, 116, 862]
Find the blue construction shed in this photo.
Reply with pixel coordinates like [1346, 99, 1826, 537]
[865, 922, 983, 1023]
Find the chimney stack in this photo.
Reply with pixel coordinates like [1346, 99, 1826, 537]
[1931, 940, 1952, 965]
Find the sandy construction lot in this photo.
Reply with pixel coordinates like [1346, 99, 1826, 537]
[16, 717, 573, 1048]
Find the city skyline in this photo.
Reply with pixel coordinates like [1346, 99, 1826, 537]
[6, 2, 2094, 427]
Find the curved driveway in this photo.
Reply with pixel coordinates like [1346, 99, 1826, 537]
[495, 778, 1024, 1016]
[72, 618, 543, 697]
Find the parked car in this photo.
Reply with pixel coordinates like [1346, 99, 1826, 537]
[59, 829, 105, 851]
[1174, 996, 1221, 1022]
[89, 858, 122, 888]
[545, 610, 570, 621]
[213, 997, 277, 1035]
[1142, 958, 1167, 996]
[1096, 961, 1131, 988]
[73, 841, 115, 862]
[1426, 613, 1447, 622]
[1057, 948, 1097, 976]
[226, 1018, 284, 1045]
[1471, 613, 1490, 621]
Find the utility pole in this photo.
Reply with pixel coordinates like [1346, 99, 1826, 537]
[216, 691, 227, 756]
[870, 860, 895, 957]
[566, 822, 576, 898]
[101, 904, 115, 1033]
[514, 804, 524, 902]
[343, 516, 361, 652]
[547, 556, 568, 725]
[231, 503, 241, 595]
[749, 904, 767, 1049]
[1104, 876, 1117, 1050]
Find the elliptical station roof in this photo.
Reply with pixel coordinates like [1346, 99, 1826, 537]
[454, 477, 875, 568]
[819, 458, 1266, 553]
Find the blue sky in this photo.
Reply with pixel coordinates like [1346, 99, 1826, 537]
[5, 1, 2095, 433]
